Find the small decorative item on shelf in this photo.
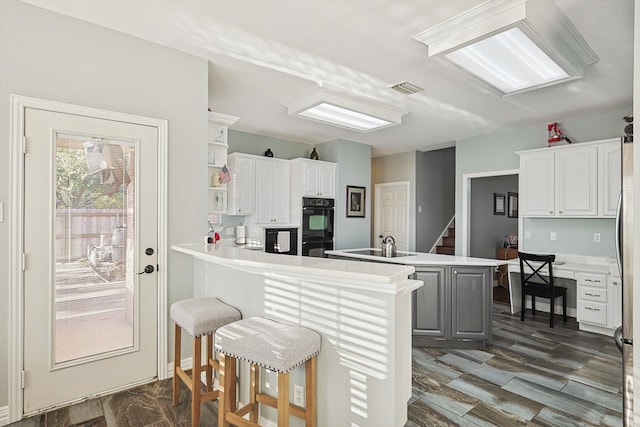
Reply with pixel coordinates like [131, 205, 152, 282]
[310, 147, 319, 160]
[264, 148, 274, 157]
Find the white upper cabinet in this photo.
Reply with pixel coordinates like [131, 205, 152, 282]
[254, 157, 291, 225]
[519, 138, 620, 218]
[294, 159, 336, 198]
[555, 145, 598, 216]
[598, 140, 622, 216]
[519, 151, 555, 216]
[227, 153, 255, 215]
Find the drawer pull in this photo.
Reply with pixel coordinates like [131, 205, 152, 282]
[585, 279, 602, 283]
[585, 307, 601, 312]
[585, 293, 601, 297]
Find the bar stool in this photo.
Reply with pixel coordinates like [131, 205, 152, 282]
[215, 317, 321, 427]
[170, 297, 242, 427]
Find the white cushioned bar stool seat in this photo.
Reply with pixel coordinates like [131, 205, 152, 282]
[215, 317, 321, 427]
[170, 297, 241, 427]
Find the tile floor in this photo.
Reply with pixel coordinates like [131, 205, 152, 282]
[8, 303, 622, 426]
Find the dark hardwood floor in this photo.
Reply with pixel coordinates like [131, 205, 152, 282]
[407, 303, 623, 426]
[9, 303, 622, 426]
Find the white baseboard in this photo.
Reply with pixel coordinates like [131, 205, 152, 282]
[0, 405, 10, 427]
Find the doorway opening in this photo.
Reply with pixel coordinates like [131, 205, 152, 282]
[461, 169, 519, 304]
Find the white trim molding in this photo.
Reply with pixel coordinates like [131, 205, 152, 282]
[9, 95, 168, 423]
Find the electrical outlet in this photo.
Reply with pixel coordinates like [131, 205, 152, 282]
[594, 233, 601, 243]
[525, 230, 531, 239]
[225, 227, 234, 236]
[294, 385, 304, 406]
[550, 232, 557, 241]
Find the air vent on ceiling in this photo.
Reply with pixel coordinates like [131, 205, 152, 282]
[390, 81, 424, 95]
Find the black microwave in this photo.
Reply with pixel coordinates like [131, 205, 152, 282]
[264, 228, 298, 255]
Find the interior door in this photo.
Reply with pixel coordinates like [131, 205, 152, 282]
[22, 108, 158, 414]
[375, 182, 409, 251]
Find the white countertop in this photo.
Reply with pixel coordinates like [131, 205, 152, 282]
[505, 252, 615, 278]
[326, 248, 504, 267]
[172, 243, 420, 294]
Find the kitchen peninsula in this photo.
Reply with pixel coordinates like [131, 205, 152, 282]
[327, 248, 503, 348]
[172, 243, 422, 427]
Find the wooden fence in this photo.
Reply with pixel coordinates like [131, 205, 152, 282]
[55, 209, 126, 262]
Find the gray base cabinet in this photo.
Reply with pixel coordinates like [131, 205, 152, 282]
[412, 266, 492, 348]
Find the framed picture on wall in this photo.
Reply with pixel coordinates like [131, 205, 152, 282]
[346, 186, 366, 217]
[508, 192, 519, 218]
[493, 193, 505, 215]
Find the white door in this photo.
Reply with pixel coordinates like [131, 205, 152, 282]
[23, 108, 158, 414]
[375, 182, 410, 251]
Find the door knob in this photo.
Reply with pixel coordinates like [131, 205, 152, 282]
[145, 247, 154, 256]
[137, 265, 155, 275]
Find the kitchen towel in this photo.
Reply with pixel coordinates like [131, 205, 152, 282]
[277, 231, 290, 253]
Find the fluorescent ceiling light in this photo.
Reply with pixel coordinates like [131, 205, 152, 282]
[412, 0, 598, 96]
[286, 85, 405, 132]
[298, 103, 392, 132]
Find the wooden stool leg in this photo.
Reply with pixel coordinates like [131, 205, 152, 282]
[305, 356, 317, 427]
[278, 372, 290, 427]
[250, 364, 259, 422]
[218, 354, 226, 427]
[173, 324, 181, 406]
[218, 354, 237, 427]
[192, 336, 202, 427]
[206, 334, 213, 392]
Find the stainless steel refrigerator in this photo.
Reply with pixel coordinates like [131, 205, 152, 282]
[615, 128, 634, 426]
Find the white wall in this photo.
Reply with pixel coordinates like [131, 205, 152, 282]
[0, 0, 208, 408]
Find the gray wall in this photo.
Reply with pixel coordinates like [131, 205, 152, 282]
[0, 0, 208, 408]
[456, 106, 632, 257]
[372, 151, 417, 250]
[415, 148, 456, 253]
[469, 175, 519, 259]
[322, 140, 372, 249]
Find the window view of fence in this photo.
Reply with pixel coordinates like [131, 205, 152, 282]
[54, 137, 135, 364]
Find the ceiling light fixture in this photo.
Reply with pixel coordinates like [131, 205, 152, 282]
[286, 85, 406, 132]
[412, 0, 598, 96]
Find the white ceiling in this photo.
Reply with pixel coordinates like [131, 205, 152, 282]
[23, 0, 634, 157]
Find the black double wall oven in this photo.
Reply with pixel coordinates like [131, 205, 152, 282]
[301, 197, 334, 257]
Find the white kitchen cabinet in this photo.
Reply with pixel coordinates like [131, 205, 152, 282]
[207, 111, 238, 214]
[519, 139, 619, 218]
[577, 272, 608, 327]
[555, 145, 597, 216]
[609, 274, 622, 329]
[227, 153, 255, 215]
[598, 140, 622, 216]
[519, 151, 555, 216]
[293, 158, 336, 198]
[254, 157, 291, 224]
